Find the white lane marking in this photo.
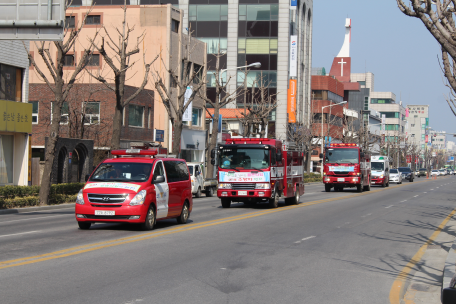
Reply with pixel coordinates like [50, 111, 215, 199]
[220, 268, 226, 270]
[361, 213, 372, 218]
[437, 187, 439, 189]
[431, 189, 434, 190]
[0, 230, 41, 238]
[295, 236, 316, 243]
[400, 200, 407, 202]
[385, 205, 394, 209]
[0, 214, 71, 224]
[414, 195, 419, 197]
[424, 192, 427, 194]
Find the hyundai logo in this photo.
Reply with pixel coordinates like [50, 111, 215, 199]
[102, 197, 110, 202]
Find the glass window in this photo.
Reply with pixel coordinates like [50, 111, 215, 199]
[29, 101, 38, 123]
[164, 161, 189, 182]
[84, 102, 100, 124]
[192, 108, 201, 126]
[238, 38, 277, 54]
[247, 5, 270, 21]
[128, 104, 144, 127]
[0, 135, 14, 184]
[194, 5, 227, 21]
[63, 55, 74, 66]
[219, 148, 270, 169]
[86, 54, 100, 66]
[379, 112, 399, 119]
[371, 98, 394, 104]
[51, 102, 69, 124]
[65, 16, 75, 28]
[421, 124, 425, 129]
[153, 162, 165, 182]
[171, 19, 179, 33]
[86, 15, 101, 25]
[90, 162, 152, 182]
[325, 148, 359, 163]
[237, 70, 277, 88]
[206, 71, 227, 87]
[198, 38, 227, 54]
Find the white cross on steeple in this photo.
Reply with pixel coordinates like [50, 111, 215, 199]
[338, 58, 346, 76]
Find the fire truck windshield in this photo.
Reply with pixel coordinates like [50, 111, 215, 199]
[219, 148, 270, 170]
[325, 148, 359, 164]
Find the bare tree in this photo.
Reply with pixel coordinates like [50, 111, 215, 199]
[397, 0, 456, 115]
[26, 3, 98, 205]
[86, 2, 158, 149]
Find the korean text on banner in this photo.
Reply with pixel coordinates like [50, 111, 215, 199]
[287, 79, 297, 123]
[0, 100, 33, 133]
[289, 35, 298, 77]
[182, 86, 193, 121]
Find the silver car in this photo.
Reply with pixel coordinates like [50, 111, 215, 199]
[389, 168, 402, 184]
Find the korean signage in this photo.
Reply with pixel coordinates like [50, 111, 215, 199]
[219, 171, 270, 182]
[290, 0, 297, 9]
[425, 135, 428, 143]
[287, 79, 297, 123]
[154, 129, 165, 142]
[289, 35, 298, 77]
[182, 86, 193, 121]
[0, 99, 32, 133]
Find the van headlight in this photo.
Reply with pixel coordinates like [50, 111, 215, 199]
[255, 183, 270, 189]
[379, 174, 384, 178]
[130, 190, 147, 206]
[218, 183, 232, 189]
[76, 189, 84, 205]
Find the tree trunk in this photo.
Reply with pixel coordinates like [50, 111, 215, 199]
[111, 103, 123, 150]
[39, 88, 63, 206]
[172, 116, 183, 157]
[206, 107, 220, 179]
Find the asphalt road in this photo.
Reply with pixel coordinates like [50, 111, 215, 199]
[1, 177, 455, 304]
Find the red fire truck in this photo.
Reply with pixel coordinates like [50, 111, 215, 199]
[321, 143, 371, 192]
[212, 138, 304, 208]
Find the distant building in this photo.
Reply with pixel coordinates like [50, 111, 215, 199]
[405, 104, 429, 151]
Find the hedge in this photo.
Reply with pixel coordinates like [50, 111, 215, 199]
[0, 183, 84, 209]
[303, 173, 322, 183]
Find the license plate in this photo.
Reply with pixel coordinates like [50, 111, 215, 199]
[95, 210, 115, 216]
[238, 191, 247, 196]
[337, 178, 344, 182]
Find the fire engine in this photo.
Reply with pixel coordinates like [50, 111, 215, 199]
[322, 143, 371, 192]
[212, 138, 304, 208]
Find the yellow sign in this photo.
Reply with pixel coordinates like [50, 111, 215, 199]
[0, 100, 32, 133]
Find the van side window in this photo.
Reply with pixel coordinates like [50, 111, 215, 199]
[153, 162, 165, 182]
[164, 161, 179, 182]
[176, 161, 190, 181]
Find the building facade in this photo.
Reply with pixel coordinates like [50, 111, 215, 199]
[29, 4, 207, 163]
[0, 41, 33, 186]
[405, 104, 429, 151]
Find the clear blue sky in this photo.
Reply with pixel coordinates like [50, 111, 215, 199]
[312, 0, 456, 142]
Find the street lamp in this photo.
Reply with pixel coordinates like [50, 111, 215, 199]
[320, 100, 347, 176]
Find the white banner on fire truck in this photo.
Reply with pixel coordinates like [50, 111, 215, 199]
[219, 171, 270, 182]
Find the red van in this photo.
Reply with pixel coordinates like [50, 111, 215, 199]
[75, 149, 193, 230]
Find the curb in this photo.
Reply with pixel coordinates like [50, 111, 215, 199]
[0, 203, 75, 215]
[443, 240, 456, 290]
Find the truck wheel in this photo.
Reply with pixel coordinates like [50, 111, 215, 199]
[325, 184, 331, 192]
[363, 178, 371, 191]
[78, 222, 91, 230]
[176, 202, 189, 224]
[206, 187, 214, 197]
[410, 178, 414, 182]
[268, 189, 279, 208]
[195, 187, 202, 198]
[290, 189, 300, 205]
[357, 178, 364, 193]
[221, 198, 231, 208]
[140, 206, 155, 231]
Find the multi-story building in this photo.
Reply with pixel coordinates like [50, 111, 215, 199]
[447, 140, 456, 152]
[0, 41, 33, 186]
[430, 129, 446, 151]
[29, 4, 207, 167]
[405, 104, 429, 151]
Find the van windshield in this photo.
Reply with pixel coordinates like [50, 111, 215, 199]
[90, 162, 152, 182]
[371, 162, 384, 171]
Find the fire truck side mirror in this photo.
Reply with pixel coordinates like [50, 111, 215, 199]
[360, 152, 365, 158]
[211, 149, 216, 159]
[211, 159, 215, 165]
[319, 153, 323, 159]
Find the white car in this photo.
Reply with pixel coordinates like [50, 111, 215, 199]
[389, 169, 402, 184]
[431, 170, 440, 177]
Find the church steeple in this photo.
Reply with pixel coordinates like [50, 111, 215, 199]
[337, 18, 351, 58]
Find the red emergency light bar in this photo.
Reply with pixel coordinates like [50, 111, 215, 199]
[111, 149, 158, 156]
[329, 143, 358, 147]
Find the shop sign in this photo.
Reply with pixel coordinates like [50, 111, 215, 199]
[0, 100, 32, 133]
[289, 35, 298, 77]
[154, 129, 165, 142]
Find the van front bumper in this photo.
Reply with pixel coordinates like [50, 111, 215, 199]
[75, 202, 149, 223]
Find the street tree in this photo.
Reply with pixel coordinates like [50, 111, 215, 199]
[86, 1, 158, 149]
[152, 28, 207, 157]
[26, 2, 98, 205]
[397, 0, 456, 115]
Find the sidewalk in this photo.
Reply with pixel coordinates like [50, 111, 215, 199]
[404, 219, 456, 303]
[0, 203, 75, 215]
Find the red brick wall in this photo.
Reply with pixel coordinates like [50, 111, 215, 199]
[29, 83, 154, 148]
[311, 75, 344, 97]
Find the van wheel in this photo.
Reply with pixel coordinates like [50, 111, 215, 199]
[206, 187, 214, 197]
[177, 202, 189, 224]
[140, 206, 155, 231]
[221, 198, 231, 208]
[325, 184, 331, 192]
[195, 187, 202, 198]
[78, 222, 91, 230]
[268, 189, 279, 209]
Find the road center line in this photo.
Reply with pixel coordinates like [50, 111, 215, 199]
[413, 195, 419, 197]
[385, 205, 394, 209]
[0, 231, 41, 238]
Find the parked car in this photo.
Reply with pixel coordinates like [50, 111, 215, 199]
[389, 169, 402, 184]
[440, 169, 447, 176]
[398, 167, 414, 182]
[431, 169, 440, 177]
[75, 149, 193, 231]
[417, 168, 427, 177]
